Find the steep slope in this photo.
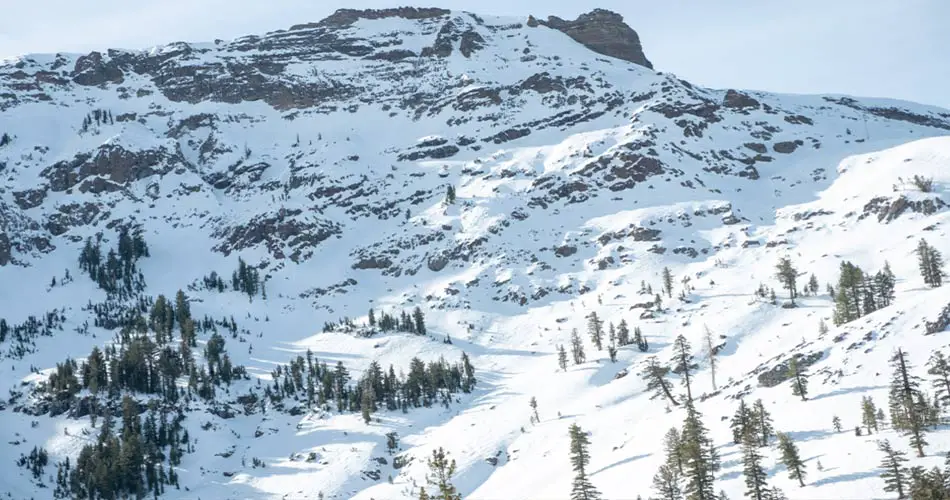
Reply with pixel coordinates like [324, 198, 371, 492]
[1, 7, 950, 500]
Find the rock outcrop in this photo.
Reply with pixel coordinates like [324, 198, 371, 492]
[530, 9, 653, 69]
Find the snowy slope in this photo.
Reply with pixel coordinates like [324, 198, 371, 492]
[1, 7, 950, 500]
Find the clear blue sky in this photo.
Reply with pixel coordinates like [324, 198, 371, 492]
[2, 0, 947, 108]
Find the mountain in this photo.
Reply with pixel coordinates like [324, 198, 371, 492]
[1, 7, 950, 500]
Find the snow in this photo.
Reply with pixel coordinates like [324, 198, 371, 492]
[1, 8, 950, 500]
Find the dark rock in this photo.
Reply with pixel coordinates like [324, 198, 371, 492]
[722, 89, 759, 109]
[307, 8, 450, 29]
[535, 10, 653, 68]
[772, 140, 803, 154]
[427, 255, 449, 272]
[353, 256, 393, 269]
[926, 302, 950, 334]
[554, 245, 577, 257]
[757, 351, 823, 387]
[784, 114, 814, 125]
[520, 72, 566, 94]
[0, 232, 10, 266]
[743, 142, 767, 154]
[72, 51, 124, 86]
[13, 188, 47, 210]
[861, 195, 947, 223]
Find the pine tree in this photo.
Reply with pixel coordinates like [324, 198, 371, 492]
[775, 257, 799, 305]
[558, 345, 569, 371]
[703, 326, 718, 392]
[741, 431, 770, 500]
[927, 351, 950, 404]
[730, 400, 754, 445]
[833, 261, 865, 325]
[878, 439, 909, 499]
[652, 464, 684, 500]
[917, 239, 945, 288]
[643, 357, 679, 407]
[752, 399, 774, 447]
[587, 313, 604, 351]
[529, 397, 540, 424]
[607, 344, 617, 363]
[664, 428, 685, 474]
[570, 329, 586, 365]
[788, 357, 808, 401]
[663, 267, 674, 298]
[875, 262, 896, 307]
[425, 447, 461, 500]
[832, 415, 843, 432]
[807, 273, 820, 295]
[908, 465, 950, 500]
[889, 349, 928, 457]
[617, 320, 630, 346]
[672, 335, 695, 403]
[680, 401, 719, 500]
[568, 424, 601, 500]
[776, 432, 807, 487]
[862, 396, 879, 434]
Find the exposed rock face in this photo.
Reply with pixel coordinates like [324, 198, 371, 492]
[532, 9, 653, 69]
[303, 7, 451, 29]
[723, 89, 760, 109]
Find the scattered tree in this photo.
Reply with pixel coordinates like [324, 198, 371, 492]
[568, 424, 601, 500]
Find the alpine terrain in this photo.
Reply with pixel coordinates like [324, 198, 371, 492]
[2, 6, 950, 500]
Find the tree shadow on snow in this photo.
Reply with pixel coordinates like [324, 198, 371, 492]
[784, 429, 839, 442]
[810, 385, 887, 401]
[591, 453, 651, 477]
[813, 470, 879, 486]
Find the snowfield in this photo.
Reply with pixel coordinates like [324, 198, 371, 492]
[1, 7, 950, 500]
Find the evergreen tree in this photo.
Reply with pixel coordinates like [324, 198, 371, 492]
[587, 312, 604, 351]
[663, 267, 674, 298]
[833, 261, 865, 325]
[775, 257, 799, 305]
[672, 335, 695, 403]
[529, 397, 540, 424]
[752, 399, 774, 447]
[558, 345, 569, 371]
[570, 329, 586, 365]
[862, 396, 880, 434]
[889, 349, 928, 457]
[807, 273, 820, 295]
[568, 424, 601, 500]
[832, 415, 843, 432]
[927, 351, 950, 404]
[607, 344, 618, 363]
[730, 400, 754, 445]
[908, 465, 950, 500]
[680, 401, 719, 500]
[616, 320, 631, 346]
[425, 447, 461, 500]
[788, 357, 808, 401]
[652, 464, 684, 500]
[878, 439, 909, 499]
[776, 432, 807, 487]
[917, 239, 945, 288]
[740, 431, 770, 500]
[643, 357, 679, 406]
[875, 262, 896, 307]
[664, 428, 685, 475]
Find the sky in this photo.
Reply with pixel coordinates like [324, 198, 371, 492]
[2, 0, 948, 108]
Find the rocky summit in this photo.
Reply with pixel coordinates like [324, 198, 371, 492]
[1, 7, 950, 500]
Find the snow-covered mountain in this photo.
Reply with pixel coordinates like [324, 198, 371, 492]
[2, 7, 950, 500]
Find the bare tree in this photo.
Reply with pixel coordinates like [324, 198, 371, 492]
[703, 325, 718, 392]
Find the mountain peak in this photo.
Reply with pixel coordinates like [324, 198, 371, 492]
[529, 9, 652, 69]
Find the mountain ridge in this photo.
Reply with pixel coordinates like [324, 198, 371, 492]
[1, 6, 950, 500]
